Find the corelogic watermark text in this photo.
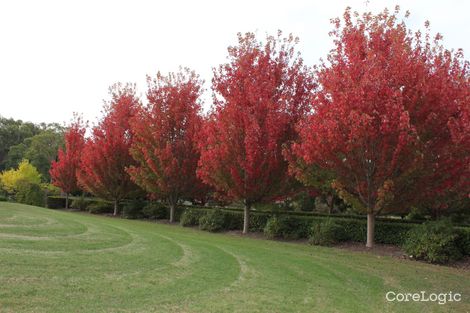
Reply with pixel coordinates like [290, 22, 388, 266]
[386, 291, 462, 305]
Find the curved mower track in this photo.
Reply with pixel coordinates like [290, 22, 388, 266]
[0, 202, 468, 313]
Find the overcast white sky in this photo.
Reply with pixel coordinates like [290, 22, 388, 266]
[1, 0, 469, 125]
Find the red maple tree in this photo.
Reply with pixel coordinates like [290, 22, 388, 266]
[197, 32, 314, 233]
[77, 83, 141, 215]
[50, 115, 86, 208]
[128, 69, 207, 222]
[291, 7, 470, 247]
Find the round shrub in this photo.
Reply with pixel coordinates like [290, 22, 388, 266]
[88, 201, 114, 214]
[122, 199, 146, 219]
[199, 209, 226, 232]
[281, 216, 311, 239]
[180, 209, 205, 227]
[264, 216, 311, 240]
[264, 216, 282, 239]
[309, 219, 347, 246]
[16, 181, 45, 207]
[403, 220, 463, 264]
[143, 202, 168, 220]
[70, 196, 89, 211]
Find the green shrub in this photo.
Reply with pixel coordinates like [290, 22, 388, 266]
[264, 217, 283, 239]
[122, 199, 146, 219]
[143, 203, 184, 221]
[16, 181, 45, 207]
[249, 213, 270, 232]
[374, 221, 414, 245]
[88, 201, 114, 214]
[309, 219, 347, 246]
[263, 216, 310, 240]
[70, 196, 89, 211]
[142, 201, 166, 219]
[180, 206, 468, 246]
[331, 218, 365, 242]
[224, 211, 244, 230]
[403, 220, 463, 264]
[282, 216, 311, 239]
[199, 209, 226, 232]
[173, 205, 185, 222]
[450, 213, 470, 227]
[0, 194, 8, 201]
[456, 228, 470, 256]
[180, 208, 205, 227]
[42, 183, 62, 196]
[405, 207, 426, 221]
[328, 218, 415, 245]
[142, 202, 167, 219]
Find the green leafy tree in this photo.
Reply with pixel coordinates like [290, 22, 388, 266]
[0, 117, 41, 170]
[24, 130, 64, 180]
[2, 143, 28, 170]
[3, 130, 64, 180]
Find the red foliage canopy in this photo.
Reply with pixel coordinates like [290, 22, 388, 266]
[50, 115, 85, 195]
[77, 84, 140, 210]
[128, 69, 207, 218]
[197, 32, 314, 208]
[292, 7, 469, 216]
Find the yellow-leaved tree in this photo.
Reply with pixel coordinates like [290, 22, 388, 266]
[0, 159, 41, 194]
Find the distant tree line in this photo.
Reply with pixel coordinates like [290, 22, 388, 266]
[0, 116, 64, 180]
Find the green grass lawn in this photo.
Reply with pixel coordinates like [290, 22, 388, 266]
[0, 202, 468, 313]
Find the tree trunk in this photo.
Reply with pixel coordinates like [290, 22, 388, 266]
[326, 194, 333, 214]
[113, 200, 118, 216]
[65, 193, 69, 209]
[169, 204, 175, 223]
[366, 212, 375, 248]
[243, 202, 251, 234]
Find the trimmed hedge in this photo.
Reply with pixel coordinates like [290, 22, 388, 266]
[181, 204, 432, 225]
[186, 207, 417, 245]
[47, 196, 66, 209]
[44, 196, 470, 252]
[179, 207, 269, 232]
